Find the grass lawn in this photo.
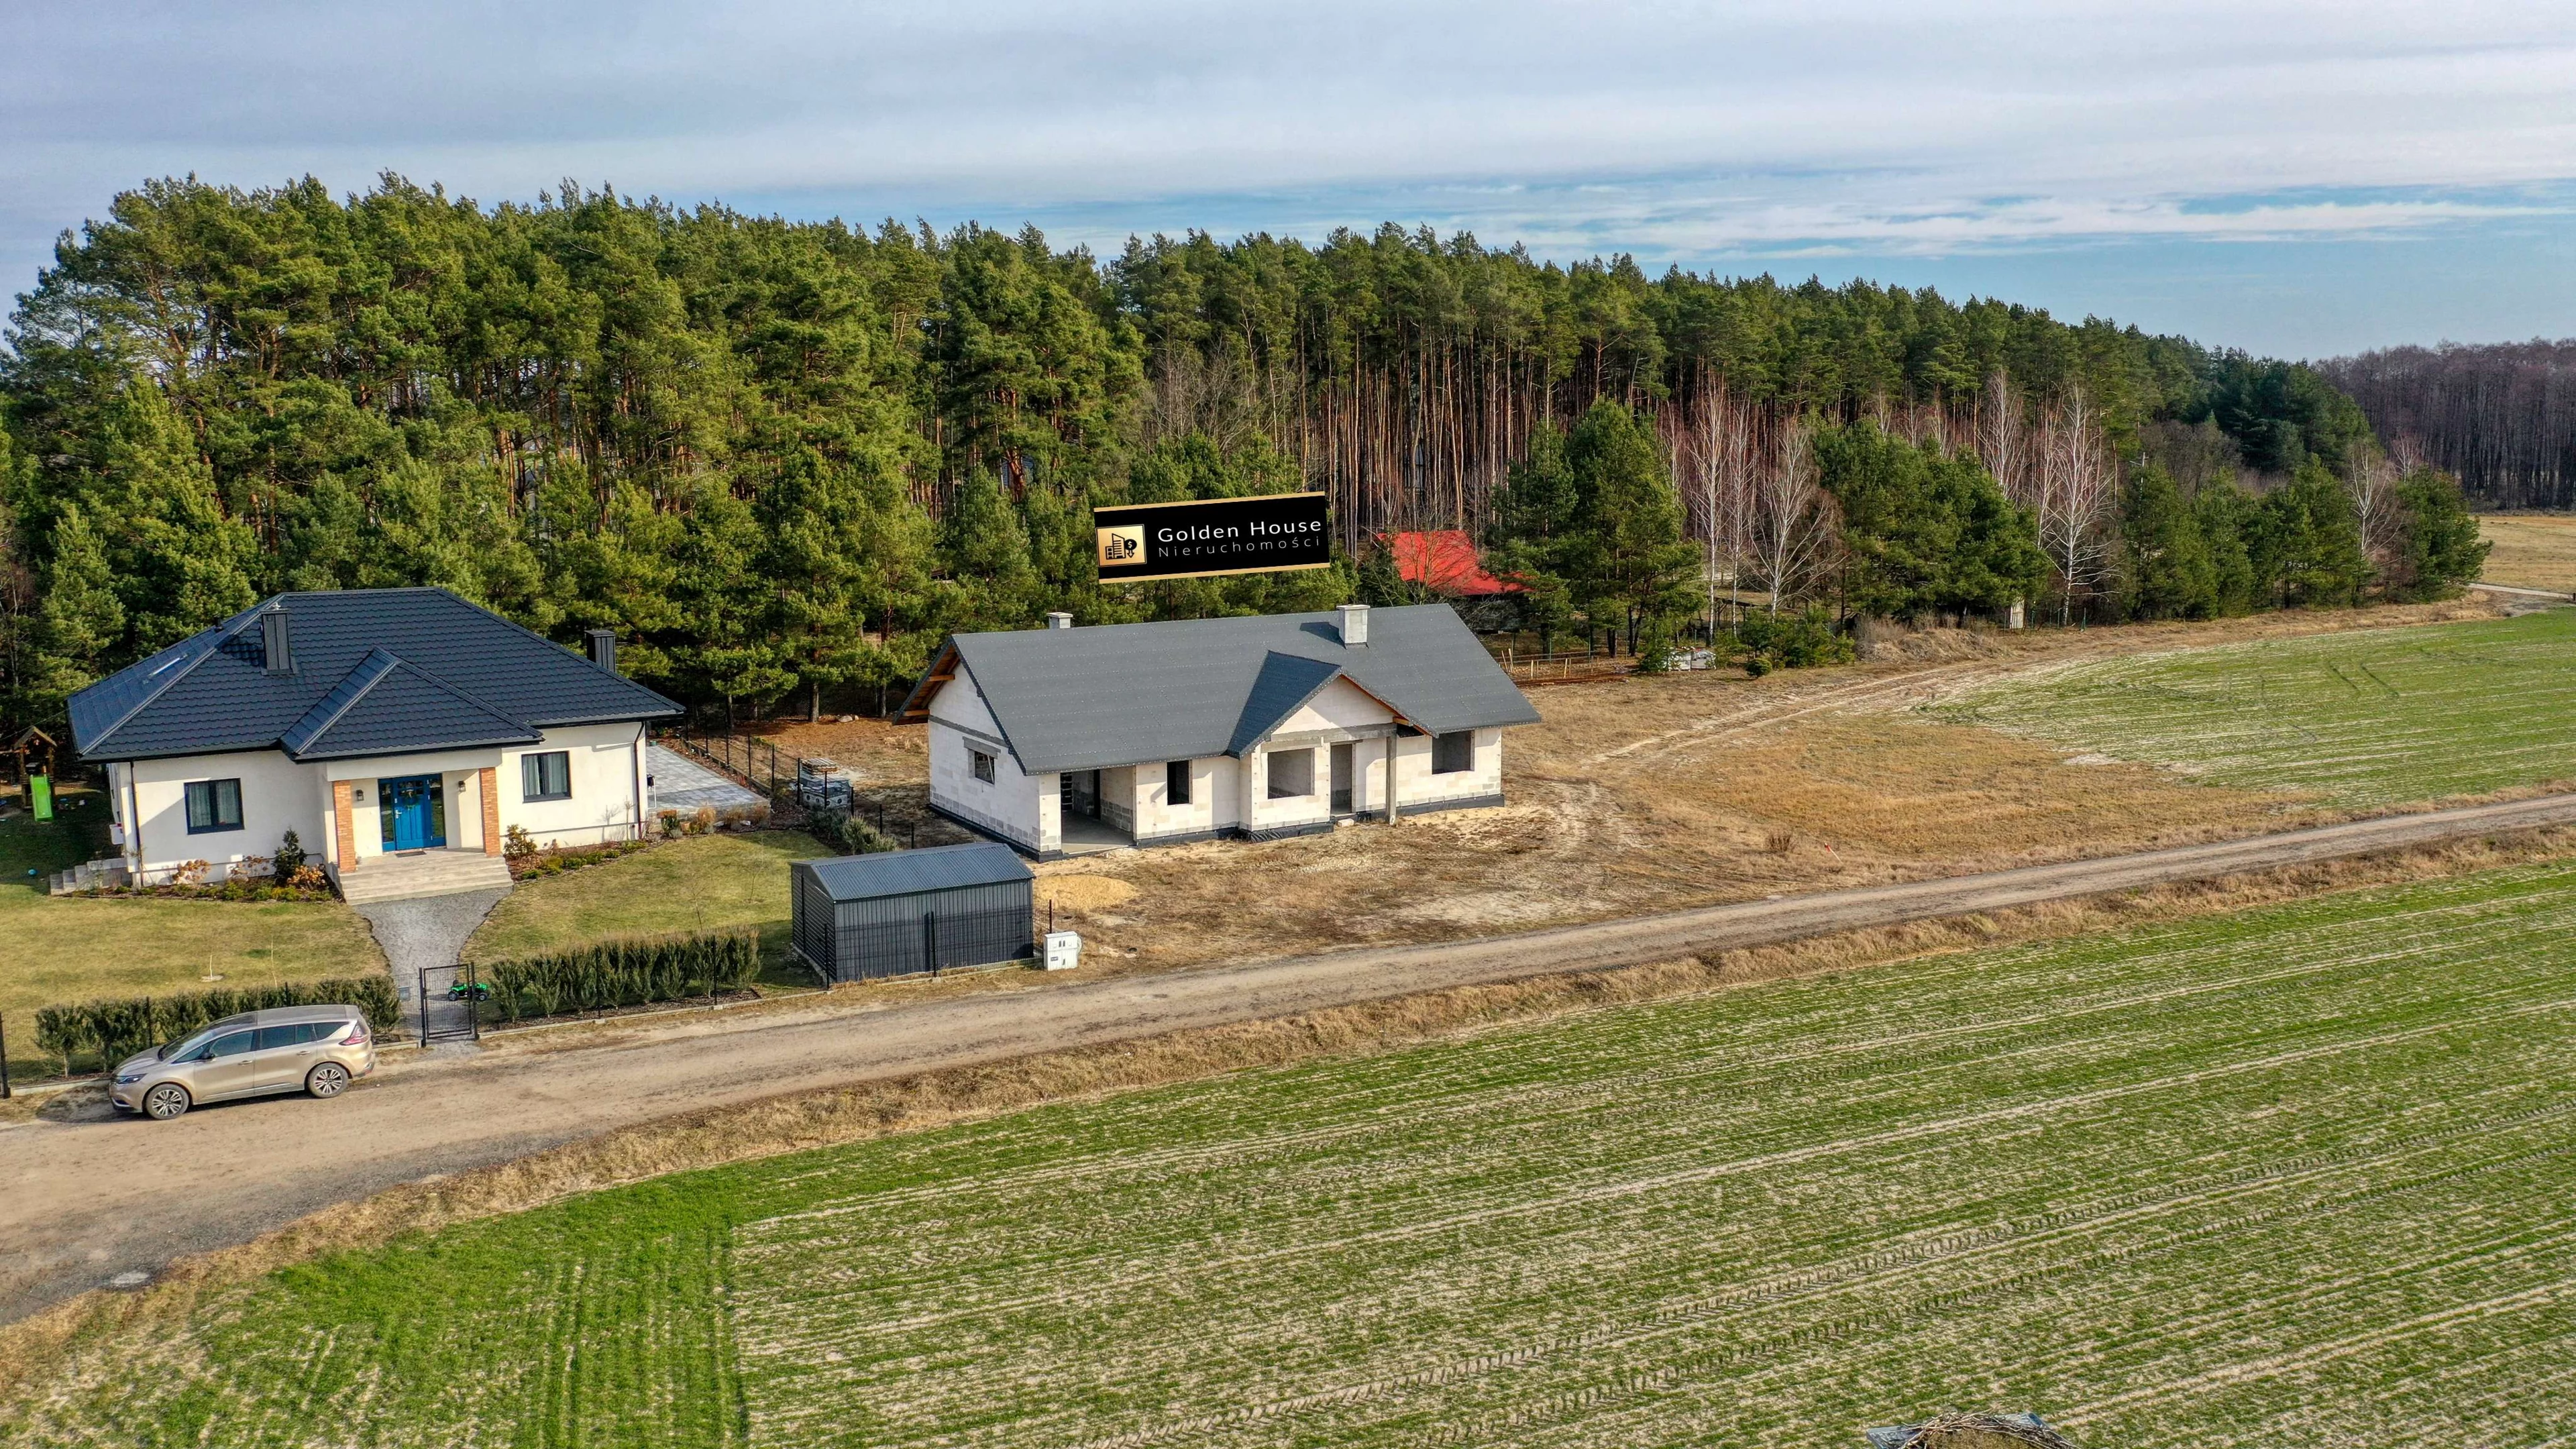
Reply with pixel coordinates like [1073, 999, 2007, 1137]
[464, 830, 829, 987]
[21, 861, 2576, 1446]
[0, 793, 381, 1081]
[1933, 606, 2576, 807]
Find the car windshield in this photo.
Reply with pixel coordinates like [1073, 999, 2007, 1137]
[158, 1032, 211, 1061]
[158, 1023, 238, 1060]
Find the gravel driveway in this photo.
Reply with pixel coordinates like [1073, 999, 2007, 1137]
[355, 888, 510, 1040]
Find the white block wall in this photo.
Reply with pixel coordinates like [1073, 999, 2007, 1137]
[927, 667, 1050, 853]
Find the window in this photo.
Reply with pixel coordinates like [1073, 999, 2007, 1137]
[1165, 759, 1193, 806]
[197, 1030, 257, 1062]
[1265, 748, 1314, 800]
[521, 751, 572, 802]
[184, 778, 243, 834]
[1432, 731, 1474, 775]
[970, 749, 997, 784]
[255, 1022, 330, 1051]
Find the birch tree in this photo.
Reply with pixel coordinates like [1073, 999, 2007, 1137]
[1750, 417, 1831, 614]
[2035, 386, 2117, 623]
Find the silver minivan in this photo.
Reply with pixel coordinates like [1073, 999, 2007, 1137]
[109, 1006, 377, 1120]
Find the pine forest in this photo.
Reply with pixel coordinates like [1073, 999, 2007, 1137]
[0, 176, 2494, 727]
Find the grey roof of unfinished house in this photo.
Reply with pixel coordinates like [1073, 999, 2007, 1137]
[70, 588, 680, 763]
[904, 603, 1541, 774]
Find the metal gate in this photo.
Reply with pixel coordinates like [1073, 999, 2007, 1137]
[415, 962, 485, 1046]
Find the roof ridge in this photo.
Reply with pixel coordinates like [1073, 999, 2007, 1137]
[282, 648, 403, 757]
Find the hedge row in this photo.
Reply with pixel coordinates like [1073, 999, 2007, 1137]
[34, 977, 403, 1074]
[479, 928, 759, 1023]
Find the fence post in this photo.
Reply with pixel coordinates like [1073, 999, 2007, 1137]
[1, 1008, 11, 1099]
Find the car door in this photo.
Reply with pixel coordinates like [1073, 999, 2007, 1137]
[180, 1029, 265, 1102]
[252, 1023, 323, 1093]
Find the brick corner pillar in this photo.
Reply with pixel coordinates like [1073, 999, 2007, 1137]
[479, 766, 501, 855]
[331, 779, 359, 871]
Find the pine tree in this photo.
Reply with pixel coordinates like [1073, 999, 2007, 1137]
[2389, 467, 2489, 600]
[30, 502, 123, 706]
[2118, 466, 2216, 619]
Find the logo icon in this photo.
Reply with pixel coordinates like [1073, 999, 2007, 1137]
[1097, 525, 1145, 566]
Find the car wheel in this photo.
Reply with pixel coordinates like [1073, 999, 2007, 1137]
[305, 1062, 351, 1099]
[142, 1083, 191, 1121]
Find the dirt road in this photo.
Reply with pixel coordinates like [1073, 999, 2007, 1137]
[9, 790, 2576, 1326]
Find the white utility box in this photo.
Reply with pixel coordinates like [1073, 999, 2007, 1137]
[1042, 930, 1083, 971]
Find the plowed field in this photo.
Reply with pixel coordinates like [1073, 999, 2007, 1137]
[18, 864, 2576, 1446]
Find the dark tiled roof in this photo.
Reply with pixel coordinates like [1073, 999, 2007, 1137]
[71, 589, 678, 763]
[278, 649, 545, 759]
[910, 604, 1541, 773]
[796, 842, 1033, 900]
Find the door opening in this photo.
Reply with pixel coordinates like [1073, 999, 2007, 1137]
[1330, 743, 1354, 814]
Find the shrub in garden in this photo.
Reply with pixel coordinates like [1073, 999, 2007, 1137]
[478, 928, 759, 1023]
[272, 829, 308, 877]
[808, 808, 895, 856]
[503, 824, 537, 861]
[35, 977, 402, 1075]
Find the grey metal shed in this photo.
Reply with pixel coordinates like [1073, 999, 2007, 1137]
[790, 843, 1036, 982]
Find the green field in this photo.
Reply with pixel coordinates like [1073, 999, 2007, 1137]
[1933, 608, 2576, 806]
[18, 863, 2576, 1446]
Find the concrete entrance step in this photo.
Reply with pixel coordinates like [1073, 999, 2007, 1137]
[336, 851, 513, 905]
[46, 857, 131, 896]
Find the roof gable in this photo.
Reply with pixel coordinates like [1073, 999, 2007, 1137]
[71, 588, 679, 762]
[910, 604, 1538, 773]
[1228, 652, 1348, 757]
[280, 649, 545, 760]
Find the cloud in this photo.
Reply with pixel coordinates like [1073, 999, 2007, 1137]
[2, 0, 2572, 349]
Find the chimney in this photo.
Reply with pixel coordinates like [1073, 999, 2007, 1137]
[1044, 611, 1074, 631]
[1336, 602, 1369, 647]
[260, 606, 293, 676]
[587, 628, 618, 674]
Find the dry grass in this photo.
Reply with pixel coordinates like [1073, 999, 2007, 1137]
[11, 820, 2573, 1403]
[651, 603, 2515, 985]
[2479, 513, 2576, 592]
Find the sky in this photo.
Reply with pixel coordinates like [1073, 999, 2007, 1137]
[4, 0, 2573, 359]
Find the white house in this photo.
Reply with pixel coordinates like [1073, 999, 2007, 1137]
[900, 602, 1542, 859]
[68, 588, 680, 902]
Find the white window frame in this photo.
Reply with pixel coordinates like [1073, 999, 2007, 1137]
[970, 749, 996, 784]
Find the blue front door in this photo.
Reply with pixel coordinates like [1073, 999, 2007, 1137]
[379, 775, 447, 851]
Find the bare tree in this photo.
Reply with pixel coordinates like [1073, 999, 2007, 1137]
[2343, 452, 2402, 584]
[1979, 368, 2027, 509]
[1750, 416, 1831, 614]
[2035, 386, 2117, 624]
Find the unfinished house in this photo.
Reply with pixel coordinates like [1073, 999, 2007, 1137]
[901, 602, 1541, 859]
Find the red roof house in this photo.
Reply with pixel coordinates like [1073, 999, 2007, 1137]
[1381, 531, 1524, 598]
